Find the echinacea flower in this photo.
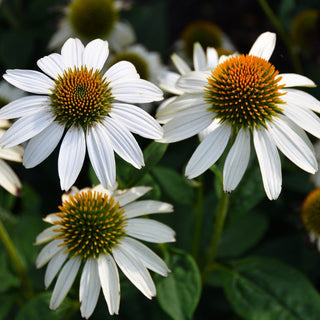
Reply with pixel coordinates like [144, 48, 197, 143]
[157, 32, 320, 200]
[35, 184, 175, 318]
[0, 38, 163, 190]
[301, 188, 320, 251]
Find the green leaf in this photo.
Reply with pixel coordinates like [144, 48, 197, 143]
[15, 292, 73, 320]
[216, 212, 269, 259]
[152, 166, 195, 205]
[124, 142, 168, 188]
[0, 294, 15, 320]
[220, 256, 320, 320]
[156, 247, 201, 320]
[0, 251, 20, 293]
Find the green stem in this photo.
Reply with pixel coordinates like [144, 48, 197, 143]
[258, 0, 302, 74]
[0, 219, 33, 298]
[203, 191, 229, 280]
[191, 175, 204, 259]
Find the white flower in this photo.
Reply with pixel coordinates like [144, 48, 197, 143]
[48, 0, 136, 52]
[157, 32, 320, 200]
[0, 38, 163, 191]
[0, 81, 25, 103]
[35, 184, 175, 318]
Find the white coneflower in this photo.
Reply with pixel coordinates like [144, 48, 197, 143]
[158, 32, 320, 200]
[0, 38, 163, 191]
[35, 184, 175, 318]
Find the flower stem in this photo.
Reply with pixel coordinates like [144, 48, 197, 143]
[258, 0, 302, 74]
[0, 218, 33, 298]
[191, 176, 204, 259]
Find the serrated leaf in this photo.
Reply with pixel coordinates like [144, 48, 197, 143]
[156, 247, 201, 320]
[152, 166, 195, 205]
[221, 256, 320, 320]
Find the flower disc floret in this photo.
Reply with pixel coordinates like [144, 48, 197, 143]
[54, 190, 126, 260]
[205, 54, 286, 131]
[302, 189, 320, 237]
[50, 66, 114, 129]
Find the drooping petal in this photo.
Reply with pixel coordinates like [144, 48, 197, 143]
[0, 95, 49, 119]
[80, 259, 101, 319]
[97, 254, 120, 315]
[36, 239, 65, 268]
[278, 74, 316, 88]
[176, 71, 210, 93]
[103, 61, 139, 84]
[119, 237, 169, 276]
[61, 38, 84, 68]
[112, 246, 156, 299]
[83, 39, 109, 71]
[102, 117, 144, 169]
[3, 70, 54, 94]
[223, 129, 251, 192]
[158, 72, 184, 95]
[186, 124, 231, 179]
[50, 257, 81, 310]
[23, 121, 64, 168]
[0, 108, 55, 148]
[44, 250, 69, 288]
[98, 254, 120, 315]
[267, 117, 317, 173]
[58, 126, 86, 191]
[113, 186, 152, 206]
[111, 103, 163, 139]
[123, 200, 173, 219]
[253, 127, 282, 200]
[0, 144, 23, 162]
[34, 226, 58, 245]
[86, 124, 116, 188]
[171, 53, 192, 75]
[125, 218, 175, 243]
[193, 42, 206, 71]
[37, 53, 66, 79]
[248, 31, 276, 61]
[0, 159, 21, 196]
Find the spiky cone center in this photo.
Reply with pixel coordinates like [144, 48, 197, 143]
[69, 0, 118, 40]
[49, 66, 114, 130]
[53, 190, 127, 260]
[205, 54, 286, 132]
[302, 189, 320, 238]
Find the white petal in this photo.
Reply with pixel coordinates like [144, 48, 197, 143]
[23, 121, 64, 168]
[50, 257, 81, 310]
[83, 39, 109, 71]
[111, 79, 163, 103]
[159, 106, 213, 143]
[0, 159, 21, 196]
[37, 53, 65, 79]
[176, 71, 209, 93]
[111, 103, 163, 139]
[61, 38, 84, 68]
[112, 246, 156, 299]
[36, 239, 65, 268]
[86, 124, 116, 188]
[43, 213, 61, 224]
[170, 53, 191, 75]
[0, 145, 23, 162]
[119, 237, 169, 276]
[253, 127, 282, 200]
[0, 108, 55, 148]
[126, 218, 175, 243]
[3, 70, 54, 94]
[206, 47, 219, 69]
[58, 126, 86, 191]
[223, 129, 251, 192]
[156, 97, 179, 124]
[124, 200, 173, 219]
[102, 117, 144, 169]
[193, 42, 206, 71]
[44, 250, 69, 288]
[80, 259, 101, 319]
[113, 186, 152, 206]
[34, 226, 57, 245]
[267, 117, 317, 173]
[104, 61, 139, 84]
[282, 88, 320, 113]
[0, 95, 49, 119]
[97, 254, 120, 315]
[248, 32, 276, 61]
[281, 101, 320, 138]
[198, 118, 221, 141]
[186, 124, 231, 179]
[278, 73, 316, 88]
[158, 72, 184, 95]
